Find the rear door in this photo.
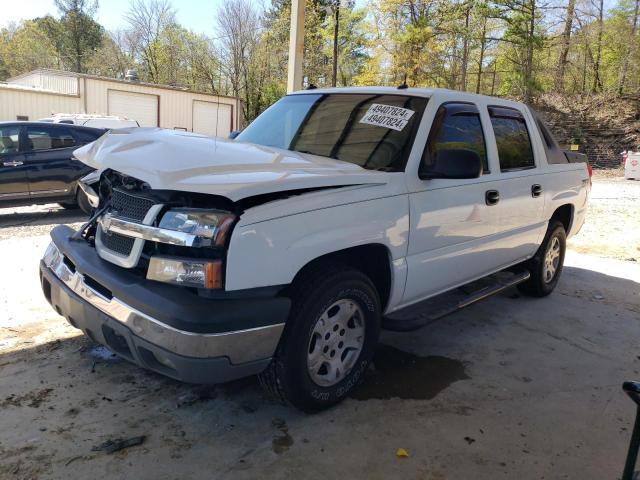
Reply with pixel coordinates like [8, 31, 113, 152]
[0, 125, 29, 203]
[486, 106, 547, 264]
[23, 125, 87, 201]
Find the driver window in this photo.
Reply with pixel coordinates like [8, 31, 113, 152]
[0, 126, 20, 156]
[422, 103, 488, 174]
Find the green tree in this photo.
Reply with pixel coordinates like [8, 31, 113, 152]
[0, 21, 59, 79]
[49, 0, 104, 73]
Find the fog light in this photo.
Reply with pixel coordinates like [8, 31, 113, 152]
[146, 256, 222, 289]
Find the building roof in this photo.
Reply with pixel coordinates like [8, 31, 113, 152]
[7, 69, 238, 101]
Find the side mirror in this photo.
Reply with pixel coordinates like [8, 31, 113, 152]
[228, 131, 241, 140]
[419, 149, 483, 180]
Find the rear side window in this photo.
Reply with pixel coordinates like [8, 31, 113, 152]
[489, 106, 535, 171]
[422, 102, 488, 174]
[73, 129, 104, 144]
[530, 107, 568, 165]
[0, 126, 20, 155]
[26, 126, 76, 151]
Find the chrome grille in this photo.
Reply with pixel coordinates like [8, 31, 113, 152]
[100, 231, 136, 256]
[110, 189, 155, 222]
[95, 187, 162, 267]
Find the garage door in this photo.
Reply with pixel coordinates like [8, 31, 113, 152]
[108, 90, 158, 127]
[193, 101, 232, 137]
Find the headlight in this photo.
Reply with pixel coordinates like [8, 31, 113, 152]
[147, 256, 222, 289]
[43, 242, 61, 268]
[78, 171, 100, 208]
[158, 208, 236, 247]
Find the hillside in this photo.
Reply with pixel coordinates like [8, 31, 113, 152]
[533, 93, 640, 168]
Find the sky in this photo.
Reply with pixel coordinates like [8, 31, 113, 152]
[2, 0, 619, 37]
[1, 0, 228, 36]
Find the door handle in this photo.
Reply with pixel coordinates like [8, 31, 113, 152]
[531, 184, 542, 197]
[485, 190, 500, 206]
[2, 161, 23, 167]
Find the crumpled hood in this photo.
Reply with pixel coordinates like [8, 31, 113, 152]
[74, 128, 389, 201]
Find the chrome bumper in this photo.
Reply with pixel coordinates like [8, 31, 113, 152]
[42, 242, 285, 364]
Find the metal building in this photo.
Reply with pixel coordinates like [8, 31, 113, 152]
[0, 69, 241, 137]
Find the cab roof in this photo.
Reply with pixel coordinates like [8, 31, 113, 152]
[288, 86, 527, 109]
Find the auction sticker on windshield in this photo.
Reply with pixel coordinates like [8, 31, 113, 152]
[359, 104, 415, 131]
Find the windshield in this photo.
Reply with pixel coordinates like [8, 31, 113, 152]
[236, 93, 427, 172]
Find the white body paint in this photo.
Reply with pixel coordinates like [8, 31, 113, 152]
[75, 87, 590, 315]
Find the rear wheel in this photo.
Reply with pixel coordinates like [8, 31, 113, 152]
[259, 265, 381, 412]
[517, 221, 566, 297]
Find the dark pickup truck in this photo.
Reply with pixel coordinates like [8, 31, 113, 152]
[0, 121, 105, 212]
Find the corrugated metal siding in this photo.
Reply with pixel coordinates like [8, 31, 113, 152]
[0, 87, 81, 121]
[41, 74, 78, 95]
[2, 71, 241, 133]
[84, 78, 239, 132]
[10, 72, 78, 95]
[9, 72, 42, 87]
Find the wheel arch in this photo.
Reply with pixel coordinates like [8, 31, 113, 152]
[288, 243, 393, 312]
[550, 203, 574, 233]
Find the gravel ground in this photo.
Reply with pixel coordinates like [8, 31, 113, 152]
[568, 172, 640, 261]
[0, 175, 639, 480]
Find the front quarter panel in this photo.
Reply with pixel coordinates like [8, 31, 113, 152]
[225, 193, 410, 307]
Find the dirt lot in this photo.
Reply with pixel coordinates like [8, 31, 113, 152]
[568, 171, 640, 261]
[1, 176, 639, 480]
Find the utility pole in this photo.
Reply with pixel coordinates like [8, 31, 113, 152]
[287, 0, 306, 93]
[332, 1, 340, 87]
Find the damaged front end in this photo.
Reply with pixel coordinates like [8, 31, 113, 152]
[39, 168, 290, 384]
[80, 169, 238, 291]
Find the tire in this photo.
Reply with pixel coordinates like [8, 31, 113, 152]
[59, 190, 92, 215]
[259, 264, 381, 412]
[58, 201, 79, 210]
[517, 221, 567, 297]
[75, 189, 93, 215]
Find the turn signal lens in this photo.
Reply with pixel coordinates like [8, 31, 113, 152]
[147, 256, 222, 289]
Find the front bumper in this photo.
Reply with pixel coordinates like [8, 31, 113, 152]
[39, 225, 290, 384]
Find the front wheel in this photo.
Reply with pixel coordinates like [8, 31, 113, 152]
[75, 189, 93, 215]
[58, 190, 92, 215]
[259, 265, 381, 412]
[517, 221, 567, 297]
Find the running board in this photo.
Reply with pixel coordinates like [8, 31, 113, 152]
[382, 269, 530, 332]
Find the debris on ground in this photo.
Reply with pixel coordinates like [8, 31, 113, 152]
[176, 386, 218, 408]
[396, 448, 410, 458]
[91, 435, 146, 454]
[86, 345, 119, 362]
[1, 388, 53, 408]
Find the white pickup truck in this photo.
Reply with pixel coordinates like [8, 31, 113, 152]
[39, 87, 591, 411]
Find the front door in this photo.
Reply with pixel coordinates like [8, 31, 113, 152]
[403, 101, 506, 305]
[0, 125, 29, 203]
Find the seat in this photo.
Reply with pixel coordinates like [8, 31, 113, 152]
[0, 136, 16, 154]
